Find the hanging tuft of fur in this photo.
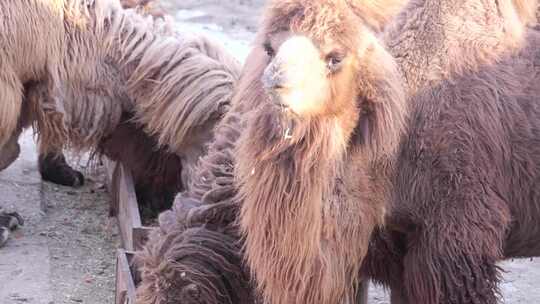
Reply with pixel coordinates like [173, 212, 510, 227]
[135, 227, 255, 304]
[0, 0, 240, 186]
[134, 45, 267, 304]
[126, 34, 241, 155]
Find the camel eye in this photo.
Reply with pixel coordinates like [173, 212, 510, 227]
[263, 41, 275, 58]
[326, 52, 345, 72]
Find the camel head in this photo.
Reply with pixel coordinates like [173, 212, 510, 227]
[135, 227, 255, 304]
[245, 0, 407, 157]
[261, 24, 360, 121]
[259, 0, 407, 122]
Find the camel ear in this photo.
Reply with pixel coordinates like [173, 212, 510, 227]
[354, 37, 407, 158]
[346, 0, 407, 31]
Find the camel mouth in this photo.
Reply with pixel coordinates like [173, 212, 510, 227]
[264, 90, 291, 112]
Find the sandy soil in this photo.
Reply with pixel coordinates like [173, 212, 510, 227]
[0, 1, 539, 304]
[42, 173, 119, 304]
[0, 132, 119, 304]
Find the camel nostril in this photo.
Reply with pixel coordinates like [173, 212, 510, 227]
[262, 64, 287, 91]
[262, 73, 286, 91]
[273, 82, 284, 90]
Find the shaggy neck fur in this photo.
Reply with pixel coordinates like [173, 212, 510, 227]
[238, 101, 353, 304]
[236, 7, 406, 301]
[30, 0, 239, 157]
[385, 0, 537, 93]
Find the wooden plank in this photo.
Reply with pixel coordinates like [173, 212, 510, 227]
[106, 159, 158, 251]
[116, 163, 143, 251]
[107, 158, 159, 297]
[104, 158, 116, 189]
[115, 249, 137, 304]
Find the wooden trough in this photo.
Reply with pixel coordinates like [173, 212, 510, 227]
[115, 249, 138, 304]
[105, 160, 157, 304]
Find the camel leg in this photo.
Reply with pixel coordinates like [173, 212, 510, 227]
[0, 70, 24, 248]
[402, 222, 505, 304]
[18, 80, 84, 187]
[0, 133, 20, 171]
[38, 147, 84, 187]
[0, 69, 23, 164]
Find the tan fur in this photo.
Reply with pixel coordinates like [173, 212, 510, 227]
[120, 0, 165, 18]
[513, 0, 538, 25]
[236, 0, 538, 303]
[0, 133, 21, 171]
[0, 0, 240, 188]
[346, 0, 408, 31]
[236, 1, 406, 303]
[386, 0, 538, 94]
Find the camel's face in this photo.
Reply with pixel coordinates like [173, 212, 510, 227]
[262, 33, 359, 118]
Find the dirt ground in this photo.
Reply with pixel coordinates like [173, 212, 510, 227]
[0, 1, 539, 303]
[0, 131, 119, 304]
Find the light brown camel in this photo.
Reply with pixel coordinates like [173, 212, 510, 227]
[236, 0, 540, 303]
[0, 0, 240, 247]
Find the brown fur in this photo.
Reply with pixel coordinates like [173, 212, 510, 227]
[136, 226, 254, 304]
[0, 0, 240, 192]
[135, 1, 404, 302]
[97, 116, 183, 214]
[35, 0, 164, 189]
[133, 41, 269, 303]
[135, 110, 258, 303]
[346, 0, 407, 31]
[236, 1, 406, 303]
[236, 0, 540, 304]
[0, 133, 21, 171]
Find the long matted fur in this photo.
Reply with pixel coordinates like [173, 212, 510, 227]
[235, 1, 406, 303]
[236, 0, 540, 303]
[135, 64, 262, 303]
[0, 0, 240, 191]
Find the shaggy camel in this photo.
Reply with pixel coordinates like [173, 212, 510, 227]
[0, 0, 240, 247]
[134, 75, 259, 303]
[133, 0, 404, 302]
[32, 0, 167, 190]
[234, 0, 540, 303]
[0, 0, 239, 195]
[0, 0, 239, 175]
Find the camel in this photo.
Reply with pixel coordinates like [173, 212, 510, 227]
[234, 0, 540, 304]
[134, 66, 260, 304]
[0, 0, 240, 247]
[32, 0, 167, 190]
[133, 0, 403, 302]
[0, 0, 239, 176]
